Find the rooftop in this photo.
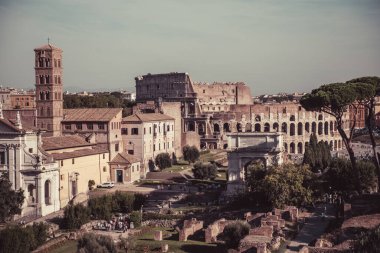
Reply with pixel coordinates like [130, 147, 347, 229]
[42, 135, 93, 151]
[62, 108, 122, 122]
[34, 44, 62, 51]
[50, 148, 108, 160]
[109, 152, 140, 164]
[122, 113, 174, 123]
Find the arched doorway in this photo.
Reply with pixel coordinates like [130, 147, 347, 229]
[312, 122, 317, 134]
[273, 123, 279, 132]
[264, 123, 270, 132]
[281, 123, 287, 133]
[237, 123, 242, 132]
[28, 184, 35, 204]
[324, 122, 329, 135]
[187, 122, 195, 131]
[290, 123, 295, 136]
[298, 122, 303, 135]
[318, 122, 323, 135]
[305, 122, 310, 134]
[290, 142, 295, 153]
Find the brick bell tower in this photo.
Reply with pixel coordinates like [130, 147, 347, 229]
[34, 42, 63, 136]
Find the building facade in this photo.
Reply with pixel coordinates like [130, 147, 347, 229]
[34, 44, 63, 136]
[0, 112, 60, 218]
[121, 113, 175, 175]
[109, 152, 141, 183]
[42, 135, 110, 207]
[10, 91, 36, 109]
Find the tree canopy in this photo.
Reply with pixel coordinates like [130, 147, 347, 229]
[0, 173, 25, 222]
[192, 162, 217, 180]
[154, 153, 172, 170]
[182, 145, 200, 164]
[303, 134, 331, 172]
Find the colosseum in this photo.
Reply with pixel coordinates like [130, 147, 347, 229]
[135, 72, 347, 155]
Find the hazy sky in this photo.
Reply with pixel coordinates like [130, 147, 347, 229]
[0, 0, 379, 95]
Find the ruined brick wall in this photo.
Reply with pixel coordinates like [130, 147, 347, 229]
[249, 226, 273, 238]
[135, 72, 195, 102]
[179, 219, 204, 242]
[181, 131, 200, 150]
[205, 219, 230, 243]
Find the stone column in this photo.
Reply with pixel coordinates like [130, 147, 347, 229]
[8, 146, 15, 190]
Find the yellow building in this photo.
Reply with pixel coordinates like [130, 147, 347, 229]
[109, 152, 141, 183]
[42, 135, 110, 208]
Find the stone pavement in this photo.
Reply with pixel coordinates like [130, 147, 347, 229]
[285, 204, 335, 252]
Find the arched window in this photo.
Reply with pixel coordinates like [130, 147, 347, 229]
[214, 123, 220, 133]
[223, 123, 230, 133]
[318, 122, 323, 135]
[290, 123, 295, 136]
[297, 142, 303, 154]
[312, 122, 317, 134]
[284, 142, 288, 153]
[273, 123, 279, 132]
[264, 123, 270, 132]
[237, 123, 242, 132]
[255, 123, 261, 132]
[290, 143, 295, 153]
[324, 122, 329, 135]
[298, 122, 303, 135]
[281, 123, 287, 133]
[246, 123, 252, 132]
[46, 91, 50, 100]
[290, 115, 295, 121]
[318, 114, 323, 120]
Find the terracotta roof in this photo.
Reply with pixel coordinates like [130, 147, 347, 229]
[122, 113, 174, 123]
[109, 152, 140, 164]
[62, 108, 122, 122]
[42, 135, 93, 151]
[50, 148, 108, 160]
[34, 44, 62, 51]
[0, 118, 23, 133]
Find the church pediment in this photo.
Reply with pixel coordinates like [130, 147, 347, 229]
[0, 119, 22, 134]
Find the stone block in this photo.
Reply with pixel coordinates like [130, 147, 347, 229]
[154, 230, 163, 241]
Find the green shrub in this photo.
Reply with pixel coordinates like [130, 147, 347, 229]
[62, 203, 90, 229]
[88, 180, 96, 190]
[88, 195, 113, 220]
[0, 223, 49, 253]
[222, 221, 250, 249]
[192, 162, 217, 180]
[155, 153, 172, 170]
[129, 211, 141, 228]
[77, 233, 117, 253]
[354, 225, 380, 252]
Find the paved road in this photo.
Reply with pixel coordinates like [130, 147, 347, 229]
[285, 204, 335, 252]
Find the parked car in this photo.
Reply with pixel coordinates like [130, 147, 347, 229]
[97, 182, 115, 188]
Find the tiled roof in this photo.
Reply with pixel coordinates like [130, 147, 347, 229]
[122, 113, 174, 123]
[0, 118, 23, 133]
[34, 44, 62, 51]
[50, 148, 108, 160]
[109, 152, 140, 164]
[62, 108, 122, 122]
[42, 135, 93, 151]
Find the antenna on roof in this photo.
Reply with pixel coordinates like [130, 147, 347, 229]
[47, 37, 50, 45]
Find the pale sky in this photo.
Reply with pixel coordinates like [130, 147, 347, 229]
[0, 0, 379, 95]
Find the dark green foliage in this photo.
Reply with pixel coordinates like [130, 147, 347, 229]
[129, 211, 141, 228]
[244, 164, 314, 209]
[0, 172, 25, 222]
[154, 153, 172, 170]
[182, 145, 200, 164]
[88, 195, 113, 220]
[0, 223, 49, 253]
[172, 152, 178, 165]
[88, 180, 96, 190]
[192, 162, 217, 180]
[303, 134, 331, 172]
[77, 233, 117, 253]
[222, 221, 250, 249]
[148, 159, 155, 172]
[88, 192, 146, 220]
[324, 158, 377, 194]
[62, 203, 90, 229]
[353, 225, 380, 253]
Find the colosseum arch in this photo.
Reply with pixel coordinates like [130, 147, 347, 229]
[305, 122, 310, 134]
[246, 123, 252, 132]
[281, 122, 287, 133]
[254, 123, 261, 132]
[330, 121, 334, 135]
[318, 122, 323, 135]
[273, 123, 279, 132]
[297, 142, 303, 154]
[318, 114, 323, 120]
[290, 142, 295, 153]
[214, 123, 220, 133]
[223, 123, 231, 132]
[312, 122, 317, 134]
[284, 142, 288, 153]
[290, 115, 296, 121]
[329, 141, 333, 150]
[290, 123, 295, 136]
[334, 140, 337, 150]
[237, 123, 243, 132]
[324, 122, 329, 135]
[198, 122, 205, 135]
[297, 122, 303, 135]
[264, 123, 270, 132]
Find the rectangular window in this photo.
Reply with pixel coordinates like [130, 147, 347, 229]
[87, 123, 93, 130]
[149, 127, 152, 134]
[98, 123, 105, 130]
[103, 154, 105, 159]
[60, 174, 64, 180]
[153, 144, 156, 151]
[128, 150, 134, 155]
[131, 128, 139, 135]
[103, 166, 107, 172]
[144, 128, 146, 135]
[76, 124, 82, 130]
[121, 128, 128, 135]
[29, 148, 33, 153]
[0, 151, 5, 165]
[132, 166, 134, 173]
[72, 159, 75, 164]
[61, 160, 64, 166]
[115, 143, 119, 152]
[137, 164, 139, 171]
